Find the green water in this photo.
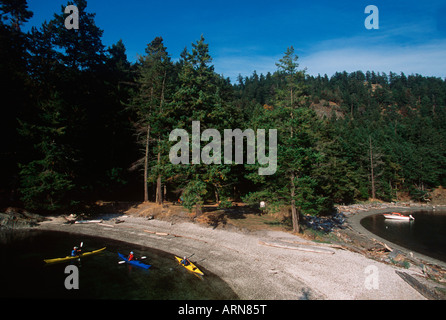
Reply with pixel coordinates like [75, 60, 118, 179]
[0, 230, 238, 300]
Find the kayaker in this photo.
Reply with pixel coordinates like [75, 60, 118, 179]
[181, 256, 190, 266]
[71, 246, 81, 257]
[128, 251, 135, 261]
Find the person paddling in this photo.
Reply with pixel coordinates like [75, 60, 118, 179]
[181, 256, 190, 266]
[71, 246, 81, 257]
[128, 251, 135, 261]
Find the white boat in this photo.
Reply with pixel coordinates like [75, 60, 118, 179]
[383, 212, 414, 221]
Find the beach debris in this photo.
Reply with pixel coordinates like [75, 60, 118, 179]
[97, 222, 114, 227]
[258, 240, 335, 254]
[421, 264, 446, 283]
[268, 268, 278, 274]
[396, 271, 446, 300]
[74, 219, 103, 224]
[279, 238, 345, 250]
[63, 213, 78, 224]
[63, 213, 96, 224]
[388, 249, 404, 260]
[303, 211, 346, 233]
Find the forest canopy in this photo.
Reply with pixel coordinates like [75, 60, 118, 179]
[1, 0, 445, 232]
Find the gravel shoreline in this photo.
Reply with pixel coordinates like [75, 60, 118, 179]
[33, 206, 435, 300]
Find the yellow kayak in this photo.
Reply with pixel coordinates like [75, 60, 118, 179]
[175, 256, 204, 276]
[44, 247, 106, 264]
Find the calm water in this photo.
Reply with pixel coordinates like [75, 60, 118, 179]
[0, 230, 238, 299]
[360, 210, 446, 263]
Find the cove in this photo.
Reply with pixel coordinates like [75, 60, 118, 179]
[0, 230, 239, 299]
[360, 210, 446, 263]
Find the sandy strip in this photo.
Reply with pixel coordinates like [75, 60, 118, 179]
[35, 214, 425, 300]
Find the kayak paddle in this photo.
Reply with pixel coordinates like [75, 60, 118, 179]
[118, 255, 147, 264]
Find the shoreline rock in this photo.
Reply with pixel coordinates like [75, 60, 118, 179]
[0, 207, 47, 230]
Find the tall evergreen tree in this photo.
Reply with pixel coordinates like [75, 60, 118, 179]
[131, 37, 175, 203]
[18, 94, 76, 211]
[0, 0, 33, 205]
[172, 35, 235, 215]
[243, 48, 326, 232]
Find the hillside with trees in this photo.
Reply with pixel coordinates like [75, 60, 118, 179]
[1, 0, 445, 232]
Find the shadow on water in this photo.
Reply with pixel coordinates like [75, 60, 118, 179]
[0, 230, 239, 300]
[360, 210, 446, 263]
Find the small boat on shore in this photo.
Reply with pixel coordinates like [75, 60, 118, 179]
[383, 212, 414, 221]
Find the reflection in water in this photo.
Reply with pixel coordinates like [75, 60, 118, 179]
[360, 211, 446, 263]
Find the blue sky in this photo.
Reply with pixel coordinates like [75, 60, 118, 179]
[24, 0, 446, 82]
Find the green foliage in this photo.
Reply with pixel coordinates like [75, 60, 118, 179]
[181, 178, 207, 211]
[18, 95, 75, 211]
[2, 0, 445, 216]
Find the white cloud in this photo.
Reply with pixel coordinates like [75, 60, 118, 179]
[301, 40, 446, 78]
[213, 17, 446, 83]
[214, 40, 446, 83]
[299, 17, 446, 78]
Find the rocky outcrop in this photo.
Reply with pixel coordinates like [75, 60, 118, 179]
[0, 207, 47, 230]
[302, 212, 346, 233]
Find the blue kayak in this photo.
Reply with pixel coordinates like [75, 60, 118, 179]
[118, 253, 151, 269]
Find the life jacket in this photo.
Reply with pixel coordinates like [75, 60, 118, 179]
[128, 253, 134, 261]
[182, 259, 190, 266]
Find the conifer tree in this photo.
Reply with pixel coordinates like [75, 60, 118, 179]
[172, 35, 234, 215]
[0, 0, 33, 201]
[244, 47, 325, 232]
[18, 94, 76, 211]
[131, 37, 174, 203]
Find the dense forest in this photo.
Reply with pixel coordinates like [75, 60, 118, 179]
[1, 0, 445, 232]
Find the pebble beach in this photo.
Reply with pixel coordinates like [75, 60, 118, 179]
[33, 203, 443, 300]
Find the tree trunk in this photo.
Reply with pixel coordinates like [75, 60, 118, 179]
[214, 187, 219, 204]
[155, 137, 162, 204]
[144, 124, 150, 202]
[290, 172, 299, 233]
[369, 136, 376, 199]
[195, 203, 202, 217]
[155, 71, 167, 205]
[289, 88, 299, 233]
[156, 174, 162, 204]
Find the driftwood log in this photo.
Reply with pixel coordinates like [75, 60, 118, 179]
[395, 271, 446, 300]
[258, 240, 335, 254]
